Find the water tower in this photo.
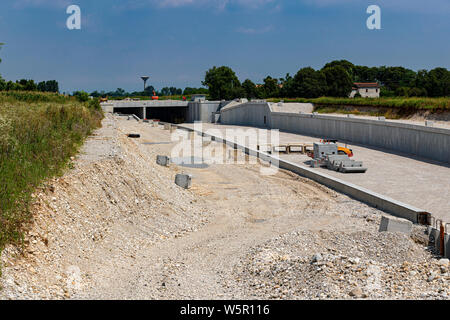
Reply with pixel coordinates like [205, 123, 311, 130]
[141, 76, 150, 91]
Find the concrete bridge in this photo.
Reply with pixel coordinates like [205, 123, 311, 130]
[102, 99, 223, 124]
[102, 100, 190, 123]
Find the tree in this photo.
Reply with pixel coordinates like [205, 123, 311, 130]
[376, 66, 416, 91]
[44, 80, 59, 93]
[424, 68, 450, 97]
[262, 76, 280, 98]
[202, 66, 242, 100]
[279, 73, 295, 98]
[183, 87, 209, 95]
[354, 65, 378, 82]
[242, 79, 258, 99]
[292, 67, 327, 98]
[323, 60, 355, 80]
[322, 66, 353, 97]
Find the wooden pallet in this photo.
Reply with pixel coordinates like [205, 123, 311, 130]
[257, 143, 314, 154]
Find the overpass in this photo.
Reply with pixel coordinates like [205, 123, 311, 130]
[101, 99, 223, 124]
[102, 100, 190, 123]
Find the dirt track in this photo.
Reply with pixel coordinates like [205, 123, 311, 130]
[1, 115, 448, 300]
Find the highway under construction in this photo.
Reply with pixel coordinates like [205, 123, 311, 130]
[1, 101, 449, 300]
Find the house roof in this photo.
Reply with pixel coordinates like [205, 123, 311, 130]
[353, 82, 380, 88]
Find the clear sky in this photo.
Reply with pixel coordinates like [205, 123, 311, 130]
[0, 0, 448, 93]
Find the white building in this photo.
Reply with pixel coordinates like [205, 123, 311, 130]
[350, 83, 380, 98]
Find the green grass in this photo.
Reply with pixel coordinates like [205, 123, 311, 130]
[266, 97, 450, 111]
[0, 91, 103, 257]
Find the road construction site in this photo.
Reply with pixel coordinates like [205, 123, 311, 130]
[181, 122, 450, 223]
[1, 114, 449, 300]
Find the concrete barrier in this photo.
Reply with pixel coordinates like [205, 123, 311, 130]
[176, 123, 430, 225]
[175, 174, 192, 189]
[220, 102, 450, 164]
[157, 155, 170, 167]
[379, 216, 413, 234]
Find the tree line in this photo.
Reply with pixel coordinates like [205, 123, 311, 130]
[0, 78, 59, 93]
[89, 86, 209, 98]
[202, 61, 450, 100]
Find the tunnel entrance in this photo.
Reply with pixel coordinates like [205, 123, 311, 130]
[114, 107, 144, 119]
[146, 107, 188, 124]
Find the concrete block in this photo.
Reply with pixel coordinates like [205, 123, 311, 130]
[156, 155, 170, 167]
[378, 116, 386, 121]
[164, 123, 172, 130]
[175, 174, 192, 189]
[425, 120, 434, 127]
[379, 216, 412, 234]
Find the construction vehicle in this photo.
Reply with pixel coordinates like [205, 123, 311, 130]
[151, 90, 159, 100]
[309, 142, 367, 173]
[321, 139, 353, 157]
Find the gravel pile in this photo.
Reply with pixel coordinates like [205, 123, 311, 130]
[233, 229, 449, 300]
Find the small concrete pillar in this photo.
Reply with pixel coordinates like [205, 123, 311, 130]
[378, 116, 386, 121]
[175, 174, 192, 189]
[156, 155, 170, 167]
[425, 120, 434, 127]
[164, 123, 171, 130]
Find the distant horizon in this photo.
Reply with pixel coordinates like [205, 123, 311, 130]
[0, 0, 448, 93]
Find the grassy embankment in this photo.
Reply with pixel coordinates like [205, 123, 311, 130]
[267, 97, 450, 118]
[0, 91, 103, 258]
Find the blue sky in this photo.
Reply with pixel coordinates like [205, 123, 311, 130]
[0, 0, 448, 93]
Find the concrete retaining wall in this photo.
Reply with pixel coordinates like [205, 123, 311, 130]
[187, 101, 221, 123]
[220, 102, 450, 164]
[220, 101, 272, 128]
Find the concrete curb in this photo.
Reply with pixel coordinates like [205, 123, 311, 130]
[173, 123, 430, 225]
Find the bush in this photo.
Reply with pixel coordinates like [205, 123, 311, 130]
[73, 91, 89, 102]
